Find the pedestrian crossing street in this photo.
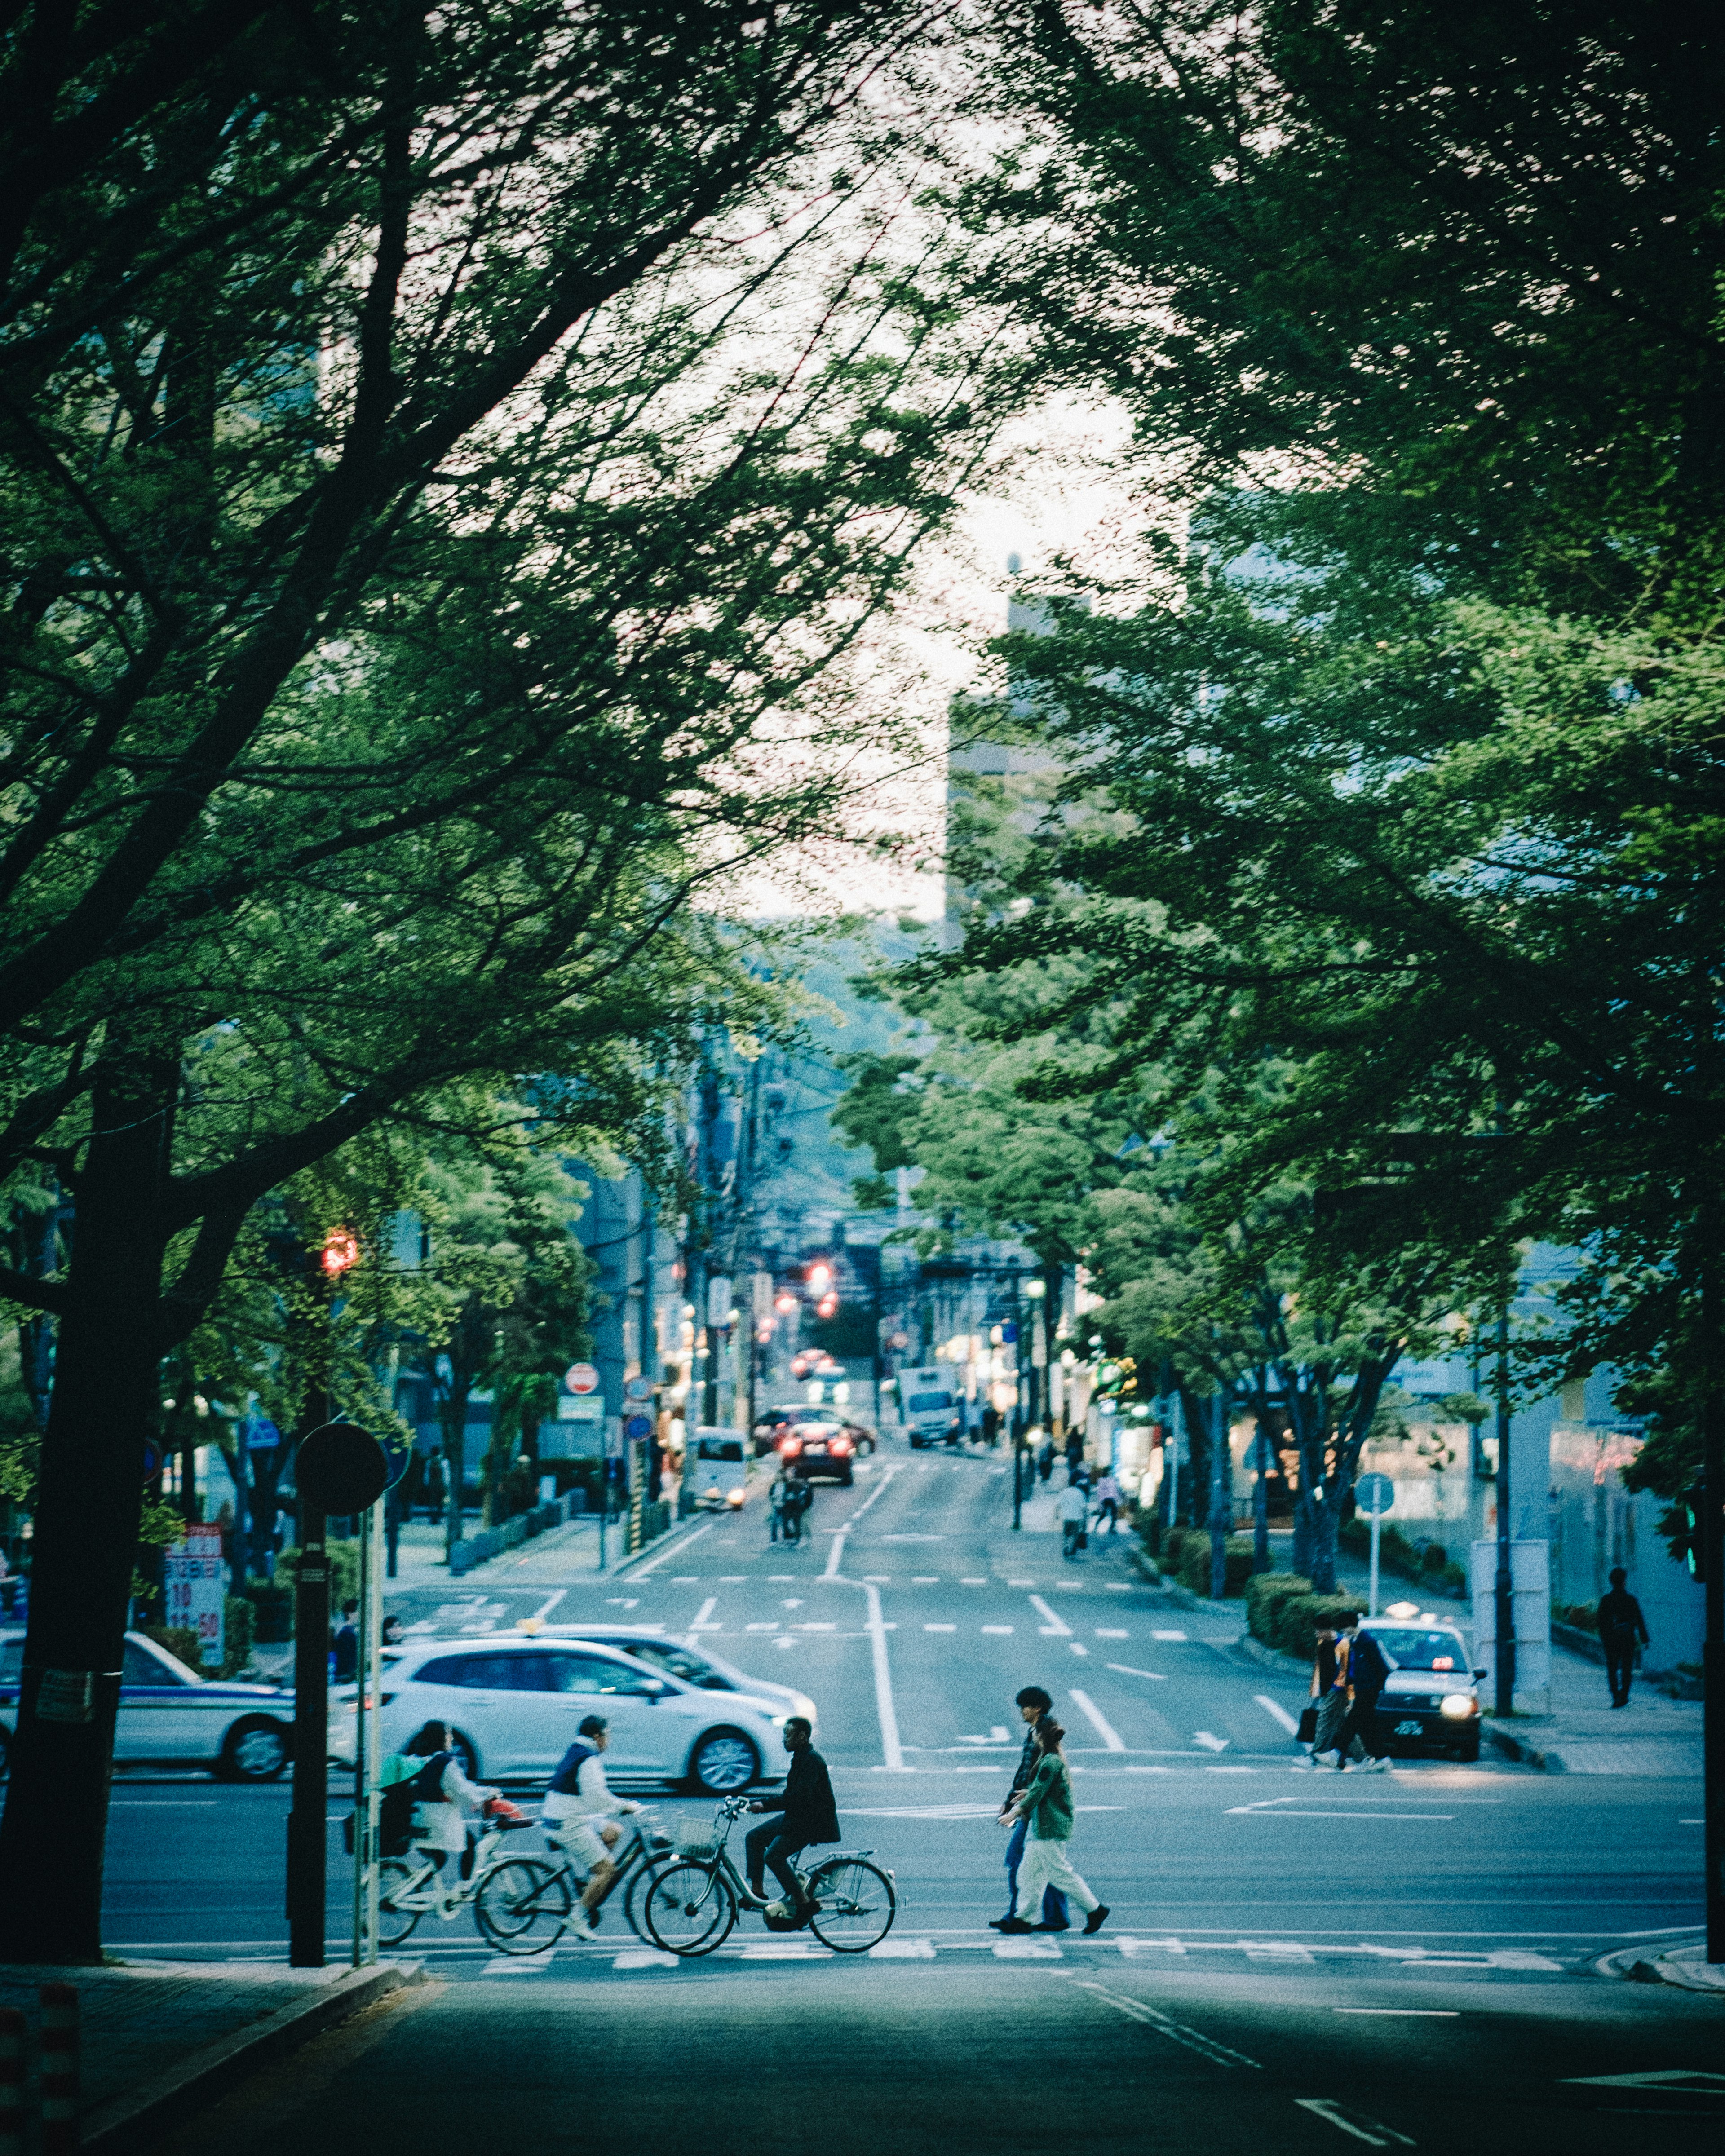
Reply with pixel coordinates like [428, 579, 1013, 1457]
[450, 1931, 1572, 1979]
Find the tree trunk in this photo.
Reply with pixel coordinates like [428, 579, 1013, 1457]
[0, 1055, 175, 1962]
[1308, 1492, 1340, 1593]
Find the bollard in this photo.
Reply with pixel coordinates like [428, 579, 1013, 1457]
[0, 2008, 24, 2156]
[39, 1984, 77, 2156]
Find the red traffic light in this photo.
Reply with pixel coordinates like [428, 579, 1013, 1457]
[805, 1260, 833, 1294]
[321, 1228, 361, 1277]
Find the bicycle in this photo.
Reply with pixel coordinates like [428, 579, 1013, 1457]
[472, 1808, 676, 1957]
[376, 1800, 539, 1948]
[641, 1794, 896, 1957]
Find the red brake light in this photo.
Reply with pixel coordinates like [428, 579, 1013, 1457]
[780, 1438, 801, 1455]
[832, 1438, 851, 1454]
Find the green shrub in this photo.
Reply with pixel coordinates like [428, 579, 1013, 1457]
[1338, 1515, 1370, 1557]
[1441, 1561, 1467, 1596]
[221, 1595, 256, 1677]
[1420, 1542, 1449, 1575]
[275, 1539, 361, 1612]
[1179, 1532, 1256, 1599]
[1246, 1571, 1312, 1643]
[1271, 1591, 1363, 1660]
[142, 1625, 203, 1674]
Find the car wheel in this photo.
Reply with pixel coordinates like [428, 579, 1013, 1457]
[688, 1728, 759, 1794]
[215, 1715, 291, 1782]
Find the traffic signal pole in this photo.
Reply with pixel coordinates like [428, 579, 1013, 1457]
[287, 1495, 328, 1966]
[1493, 1302, 1516, 1720]
[1702, 1239, 1723, 1965]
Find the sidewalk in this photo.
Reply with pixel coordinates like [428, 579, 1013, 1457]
[0, 1958, 420, 2149]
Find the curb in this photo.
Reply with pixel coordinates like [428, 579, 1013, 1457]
[80, 1961, 426, 2152]
[1594, 1944, 1725, 1995]
[1482, 1722, 1568, 1773]
[1232, 1632, 1312, 1679]
[1124, 1548, 1200, 1607]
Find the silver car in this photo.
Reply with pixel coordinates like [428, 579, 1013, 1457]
[332, 1635, 784, 1793]
[532, 1624, 816, 1730]
[0, 1630, 292, 1781]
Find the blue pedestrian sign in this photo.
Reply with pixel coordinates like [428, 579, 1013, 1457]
[624, 1414, 654, 1441]
[1355, 1472, 1394, 1516]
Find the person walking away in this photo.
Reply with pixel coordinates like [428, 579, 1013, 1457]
[1296, 1618, 1348, 1769]
[1037, 1438, 1055, 1485]
[332, 1600, 360, 1682]
[386, 1721, 500, 1917]
[746, 1717, 839, 1922]
[1335, 1618, 1391, 1772]
[1059, 1475, 1089, 1560]
[544, 1714, 644, 1939]
[1597, 1567, 1650, 1707]
[997, 1721, 1109, 1936]
[991, 1687, 1070, 1931]
[1093, 1470, 1122, 1534]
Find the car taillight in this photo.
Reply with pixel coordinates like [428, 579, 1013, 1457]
[780, 1438, 801, 1455]
[832, 1438, 851, 1454]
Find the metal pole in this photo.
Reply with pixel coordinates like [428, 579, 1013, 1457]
[1012, 1423, 1024, 1531]
[287, 1495, 328, 1967]
[352, 1497, 369, 1966]
[1166, 1394, 1181, 1528]
[1253, 1425, 1271, 1575]
[365, 1495, 383, 1960]
[1369, 1506, 1382, 1619]
[1208, 1390, 1230, 1602]
[1700, 1223, 1722, 1963]
[1494, 1299, 1516, 1718]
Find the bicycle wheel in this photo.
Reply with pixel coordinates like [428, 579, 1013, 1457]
[806, 1859, 895, 1953]
[476, 1858, 571, 1954]
[377, 1859, 424, 1948]
[643, 1861, 737, 1957]
[622, 1853, 676, 1944]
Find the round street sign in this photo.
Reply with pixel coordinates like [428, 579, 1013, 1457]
[1355, 1471, 1394, 1516]
[294, 1422, 387, 1514]
[624, 1375, 654, 1402]
[565, 1361, 600, 1396]
[141, 1440, 161, 1483]
[624, 1414, 654, 1441]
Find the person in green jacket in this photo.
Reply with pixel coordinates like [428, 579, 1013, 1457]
[996, 1720, 1110, 1935]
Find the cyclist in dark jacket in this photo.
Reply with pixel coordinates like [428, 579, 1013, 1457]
[745, 1718, 838, 1920]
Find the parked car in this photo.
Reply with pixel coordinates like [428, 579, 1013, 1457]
[330, 1635, 783, 1793]
[534, 1625, 816, 1731]
[752, 1402, 874, 1458]
[0, 1629, 293, 1782]
[1354, 1619, 1485, 1761]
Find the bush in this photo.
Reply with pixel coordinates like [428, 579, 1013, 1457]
[1179, 1532, 1256, 1599]
[1159, 1524, 1196, 1577]
[276, 1539, 361, 1613]
[1421, 1542, 1449, 1575]
[1246, 1571, 1312, 1644]
[142, 1625, 203, 1674]
[1271, 1591, 1363, 1660]
[244, 1578, 294, 1643]
[221, 1595, 256, 1677]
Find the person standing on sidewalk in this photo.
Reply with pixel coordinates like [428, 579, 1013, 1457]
[1597, 1568, 1650, 1707]
[992, 1687, 1069, 1932]
[997, 1720, 1109, 1936]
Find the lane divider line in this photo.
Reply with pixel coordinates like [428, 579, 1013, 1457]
[1068, 1689, 1127, 1752]
[1293, 2099, 1415, 2147]
[1029, 1595, 1072, 1636]
[1254, 1694, 1300, 1735]
[1070, 1980, 1261, 2069]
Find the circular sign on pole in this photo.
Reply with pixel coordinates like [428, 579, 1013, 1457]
[1355, 1471, 1394, 1516]
[294, 1422, 387, 1514]
[624, 1413, 654, 1442]
[624, 1375, 655, 1402]
[565, 1361, 600, 1396]
[141, 1440, 162, 1483]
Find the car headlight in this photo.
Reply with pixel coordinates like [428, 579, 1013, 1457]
[1439, 1693, 1476, 1719]
[770, 1715, 788, 1727]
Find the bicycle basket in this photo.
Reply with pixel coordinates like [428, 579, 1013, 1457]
[674, 1822, 720, 1860]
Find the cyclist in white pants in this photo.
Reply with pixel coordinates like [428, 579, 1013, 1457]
[543, 1714, 644, 1940]
[997, 1719, 1110, 1936]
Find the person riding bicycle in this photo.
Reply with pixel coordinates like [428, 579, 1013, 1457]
[385, 1719, 501, 1918]
[744, 1716, 838, 1924]
[543, 1713, 645, 1941]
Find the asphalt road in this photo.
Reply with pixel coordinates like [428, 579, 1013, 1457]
[104, 1453, 1719, 2154]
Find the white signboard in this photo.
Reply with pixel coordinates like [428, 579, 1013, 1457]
[164, 1526, 225, 1670]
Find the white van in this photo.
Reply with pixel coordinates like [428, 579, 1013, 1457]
[899, 1366, 962, 1449]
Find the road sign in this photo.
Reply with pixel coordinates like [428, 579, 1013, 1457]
[565, 1361, 600, 1395]
[140, 1440, 161, 1482]
[1355, 1472, 1394, 1515]
[624, 1413, 654, 1441]
[245, 1416, 283, 1451]
[294, 1422, 387, 1513]
[624, 1375, 654, 1401]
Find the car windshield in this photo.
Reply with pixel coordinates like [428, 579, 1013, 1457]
[908, 1392, 951, 1413]
[619, 1641, 728, 1688]
[1370, 1629, 1467, 1671]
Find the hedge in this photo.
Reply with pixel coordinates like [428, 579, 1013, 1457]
[1246, 1571, 1312, 1644]
[1270, 1590, 1366, 1660]
[221, 1594, 255, 1677]
[141, 1625, 203, 1674]
[1178, 1532, 1256, 1599]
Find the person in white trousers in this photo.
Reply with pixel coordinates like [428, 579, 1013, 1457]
[996, 1720, 1110, 1936]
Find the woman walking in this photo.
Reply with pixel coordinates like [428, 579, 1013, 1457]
[996, 1720, 1109, 1936]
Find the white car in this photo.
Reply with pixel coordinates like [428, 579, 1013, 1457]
[0, 1629, 293, 1782]
[531, 1624, 816, 1730]
[332, 1635, 784, 1793]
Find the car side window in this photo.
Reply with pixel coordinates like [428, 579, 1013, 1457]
[122, 1640, 180, 1686]
[548, 1652, 651, 1696]
[416, 1653, 525, 1690]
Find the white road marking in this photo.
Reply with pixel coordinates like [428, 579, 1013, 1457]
[611, 1949, 678, 1970]
[1335, 2010, 1458, 2017]
[870, 1937, 935, 1957]
[994, 1937, 1062, 1959]
[482, 1952, 558, 1975]
[961, 1577, 988, 1585]
[688, 1597, 719, 1635]
[912, 1575, 940, 1584]
[625, 1521, 716, 1577]
[797, 1623, 837, 1632]
[1007, 1578, 1036, 1587]
[1560, 2070, 1725, 2091]
[1029, 1594, 1071, 1636]
[1254, 1695, 1300, 1735]
[990, 1725, 1010, 1740]
[782, 1598, 803, 1608]
[1151, 1630, 1187, 1642]
[1095, 1628, 1128, 1639]
[982, 1626, 1015, 1635]
[1194, 1731, 1229, 1752]
[746, 1622, 781, 1632]
[924, 1623, 956, 1632]
[1069, 1689, 1127, 1752]
[1293, 2099, 1414, 2147]
[1106, 1663, 1167, 1682]
[822, 1464, 905, 1772]
[1068, 1641, 1089, 1657]
[532, 1591, 569, 1621]
[1225, 1797, 1455, 1818]
[1071, 1982, 1261, 2068]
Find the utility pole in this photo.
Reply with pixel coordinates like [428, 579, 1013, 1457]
[1494, 1298, 1516, 1719]
[1701, 1224, 1722, 1963]
[1252, 1421, 1271, 1575]
[1208, 1388, 1231, 1601]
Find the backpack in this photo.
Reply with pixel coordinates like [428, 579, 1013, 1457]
[380, 1751, 451, 1856]
[1349, 1630, 1390, 1697]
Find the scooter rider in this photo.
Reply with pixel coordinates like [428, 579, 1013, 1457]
[544, 1714, 646, 1940]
